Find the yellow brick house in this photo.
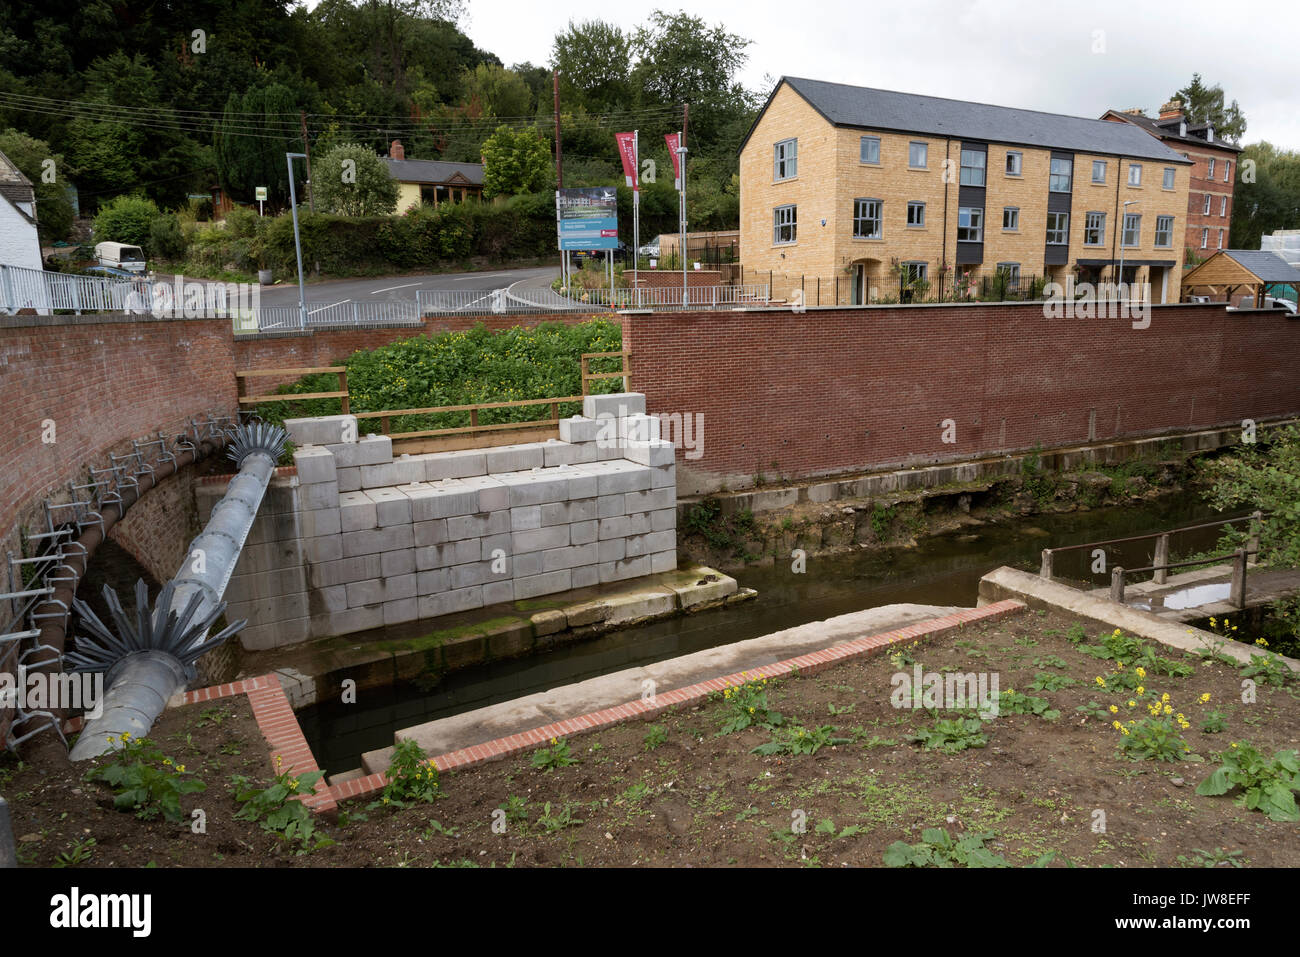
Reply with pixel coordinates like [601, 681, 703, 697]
[739, 78, 1193, 304]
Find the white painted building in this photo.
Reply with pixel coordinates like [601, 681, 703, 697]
[0, 149, 41, 272]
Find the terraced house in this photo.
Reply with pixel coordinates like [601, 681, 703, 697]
[739, 78, 1194, 305]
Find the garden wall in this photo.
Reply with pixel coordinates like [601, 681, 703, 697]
[622, 302, 1300, 495]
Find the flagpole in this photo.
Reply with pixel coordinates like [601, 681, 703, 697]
[633, 129, 640, 308]
[679, 136, 688, 308]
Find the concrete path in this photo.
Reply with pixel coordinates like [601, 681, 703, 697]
[361, 602, 962, 774]
[1087, 563, 1300, 623]
[980, 565, 1300, 671]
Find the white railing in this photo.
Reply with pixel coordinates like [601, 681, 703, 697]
[2, 264, 775, 330]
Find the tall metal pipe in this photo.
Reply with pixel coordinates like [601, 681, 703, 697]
[67, 422, 287, 760]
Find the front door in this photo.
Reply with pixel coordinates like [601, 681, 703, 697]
[850, 263, 866, 305]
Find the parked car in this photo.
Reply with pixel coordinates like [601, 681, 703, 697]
[1262, 296, 1297, 314]
[637, 240, 660, 257]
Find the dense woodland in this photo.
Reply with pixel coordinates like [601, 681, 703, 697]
[0, 3, 1295, 263]
[0, 1, 759, 249]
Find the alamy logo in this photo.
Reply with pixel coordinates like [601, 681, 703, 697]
[890, 665, 1000, 718]
[0, 666, 103, 718]
[49, 887, 152, 937]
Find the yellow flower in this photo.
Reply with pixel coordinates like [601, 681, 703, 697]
[1136, 686, 1145, 696]
[1112, 720, 1122, 730]
[1108, 705, 1119, 714]
[1255, 638, 1268, 647]
[1199, 693, 1211, 703]
[1135, 667, 1146, 679]
[550, 737, 557, 745]
[1231, 742, 1238, 748]
[176, 765, 186, 773]
[1095, 677, 1106, 687]
[1127, 700, 1136, 708]
[1163, 705, 1173, 715]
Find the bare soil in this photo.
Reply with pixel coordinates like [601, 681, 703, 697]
[7, 607, 1296, 868]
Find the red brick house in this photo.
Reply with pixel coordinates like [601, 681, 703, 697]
[1102, 100, 1241, 259]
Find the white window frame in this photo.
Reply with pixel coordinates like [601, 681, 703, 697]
[1162, 167, 1175, 190]
[996, 262, 1021, 286]
[1084, 211, 1106, 246]
[957, 206, 984, 243]
[1201, 228, 1209, 249]
[1208, 157, 1216, 178]
[1049, 157, 1073, 192]
[1002, 206, 1019, 231]
[1127, 163, 1142, 186]
[1005, 151, 1022, 176]
[906, 201, 925, 227]
[1154, 215, 1174, 248]
[1224, 160, 1231, 182]
[860, 136, 881, 165]
[909, 141, 928, 169]
[1122, 212, 1141, 248]
[773, 204, 797, 245]
[854, 198, 883, 239]
[774, 138, 797, 181]
[1220, 196, 1227, 217]
[960, 149, 986, 186]
[903, 261, 928, 283]
[1092, 160, 1107, 184]
[1046, 211, 1069, 245]
[1218, 228, 1224, 249]
[1203, 193, 1212, 215]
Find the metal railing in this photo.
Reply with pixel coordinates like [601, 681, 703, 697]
[556, 283, 770, 309]
[1, 263, 146, 315]
[256, 299, 422, 330]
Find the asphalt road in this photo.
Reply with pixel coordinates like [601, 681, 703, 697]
[255, 265, 557, 306]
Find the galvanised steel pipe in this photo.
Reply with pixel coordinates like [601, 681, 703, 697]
[12, 427, 232, 756]
[67, 422, 287, 760]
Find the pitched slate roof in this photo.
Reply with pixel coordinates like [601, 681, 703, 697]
[1221, 249, 1300, 284]
[1102, 110, 1243, 153]
[750, 77, 1192, 164]
[0, 148, 36, 212]
[383, 157, 484, 186]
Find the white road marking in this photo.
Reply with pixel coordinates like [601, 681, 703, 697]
[451, 273, 509, 281]
[308, 300, 349, 315]
[369, 282, 424, 294]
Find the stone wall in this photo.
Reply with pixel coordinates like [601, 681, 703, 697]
[202, 392, 678, 650]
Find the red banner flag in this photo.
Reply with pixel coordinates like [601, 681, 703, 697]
[615, 132, 638, 191]
[665, 132, 682, 190]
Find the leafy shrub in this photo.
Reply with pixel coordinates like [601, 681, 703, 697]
[373, 739, 440, 808]
[752, 725, 850, 756]
[907, 717, 988, 753]
[93, 194, 160, 248]
[231, 758, 332, 853]
[997, 689, 1061, 720]
[531, 737, 578, 772]
[715, 673, 782, 734]
[85, 733, 205, 823]
[1196, 743, 1300, 821]
[884, 828, 1055, 868]
[149, 213, 187, 260]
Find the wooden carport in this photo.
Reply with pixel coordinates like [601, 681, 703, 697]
[1181, 249, 1300, 306]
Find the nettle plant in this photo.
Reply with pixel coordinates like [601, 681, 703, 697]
[1196, 743, 1300, 822]
[85, 733, 206, 824]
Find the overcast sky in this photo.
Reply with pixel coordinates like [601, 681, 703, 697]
[455, 0, 1298, 148]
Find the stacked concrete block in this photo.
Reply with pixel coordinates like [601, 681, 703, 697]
[221, 393, 678, 646]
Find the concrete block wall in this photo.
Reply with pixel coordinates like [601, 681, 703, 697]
[202, 393, 677, 650]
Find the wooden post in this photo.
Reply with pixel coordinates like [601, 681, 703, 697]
[550, 402, 558, 424]
[1152, 533, 1169, 585]
[1231, 549, 1247, 609]
[338, 370, 349, 415]
[1110, 567, 1125, 603]
[622, 351, 630, 392]
[469, 408, 478, 430]
[381, 415, 391, 435]
[1039, 548, 1053, 580]
[580, 355, 589, 396]
[1247, 510, 1262, 561]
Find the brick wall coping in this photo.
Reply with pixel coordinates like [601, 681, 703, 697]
[173, 598, 1027, 812]
[0, 312, 232, 329]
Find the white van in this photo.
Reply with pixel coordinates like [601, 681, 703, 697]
[94, 241, 147, 274]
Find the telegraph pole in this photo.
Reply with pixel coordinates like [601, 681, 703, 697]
[680, 102, 689, 306]
[553, 71, 563, 189]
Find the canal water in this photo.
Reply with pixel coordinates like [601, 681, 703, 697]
[298, 491, 1243, 775]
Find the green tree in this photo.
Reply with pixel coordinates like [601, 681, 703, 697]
[1173, 74, 1247, 143]
[1204, 426, 1300, 568]
[215, 82, 301, 205]
[481, 125, 551, 198]
[462, 64, 532, 119]
[92, 194, 160, 248]
[312, 143, 398, 216]
[551, 20, 633, 111]
[1231, 142, 1300, 251]
[0, 128, 75, 241]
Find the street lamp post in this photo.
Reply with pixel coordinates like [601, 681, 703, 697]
[1118, 199, 1139, 305]
[286, 152, 309, 330]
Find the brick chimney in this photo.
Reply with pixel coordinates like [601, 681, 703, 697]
[390, 140, 405, 160]
[1158, 99, 1184, 122]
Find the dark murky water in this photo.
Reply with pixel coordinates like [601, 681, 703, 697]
[299, 492, 1243, 774]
